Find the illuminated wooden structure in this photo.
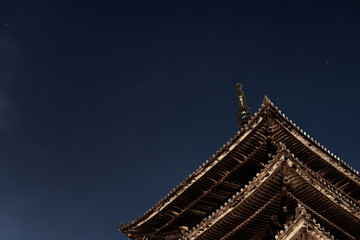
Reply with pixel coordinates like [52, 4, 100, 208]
[120, 85, 360, 239]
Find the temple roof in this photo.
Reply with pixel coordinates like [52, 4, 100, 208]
[120, 97, 360, 240]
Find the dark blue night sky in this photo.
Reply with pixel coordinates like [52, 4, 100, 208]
[0, 1, 360, 239]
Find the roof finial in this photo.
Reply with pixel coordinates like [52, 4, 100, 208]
[236, 83, 252, 130]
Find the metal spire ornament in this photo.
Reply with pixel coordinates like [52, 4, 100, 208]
[236, 83, 252, 130]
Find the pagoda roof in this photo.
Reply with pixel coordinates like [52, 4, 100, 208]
[120, 97, 360, 239]
[181, 144, 360, 240]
